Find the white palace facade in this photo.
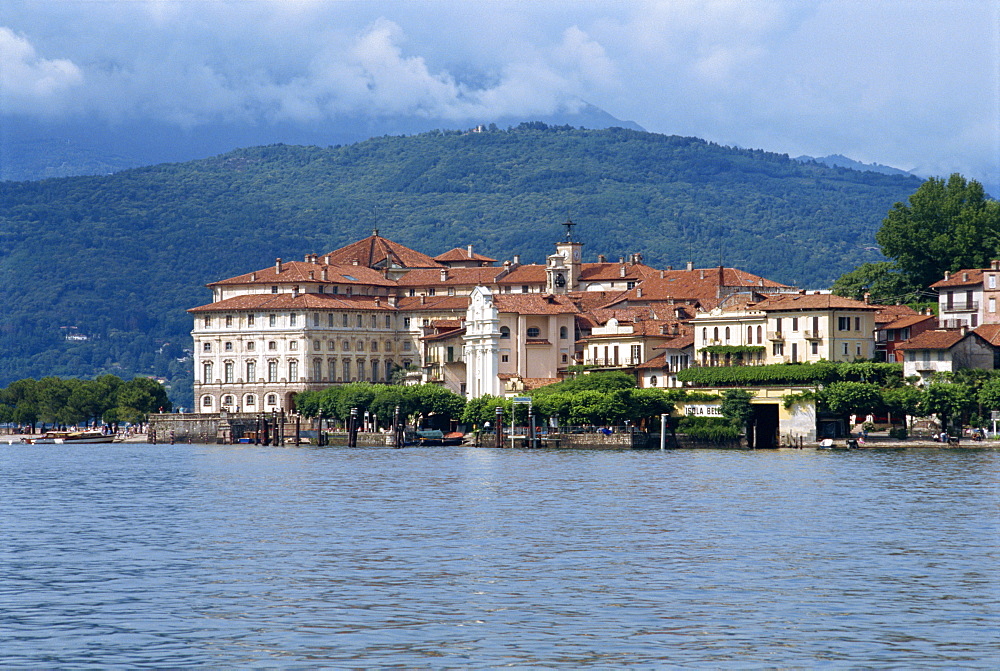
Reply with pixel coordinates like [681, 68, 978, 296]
[189, 227, 873, 414]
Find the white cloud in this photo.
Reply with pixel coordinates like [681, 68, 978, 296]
[0, 27, 82, 112]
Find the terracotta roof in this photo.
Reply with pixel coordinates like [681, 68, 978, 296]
[395, 267, 503, 287]
[431, 319, 463, 329]
[323, 232, 443, 269]
[751, 293, 878, 312]
[209, 261, 395, 287]
[496, 265, 547, 284]
[930, 269, 984, 288]
[421, 327, 466, 342]
[873, 303, 920, 324]
[189, 293, 393, 313]
[635, 352, 667, 370]
[878, 314, 936, 331]
[601, 267, 788, 304]
[434, 247, 497, 263]
[895, 329, 967, 350]
[973, 324, 1000, 346]
[493, 294, 578, 315]
[577, 262, 660, 282]
[519, 377, 560, 390]
[653, 333, 695, 350]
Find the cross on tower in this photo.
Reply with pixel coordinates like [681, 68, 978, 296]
[562, 218, 576, 242]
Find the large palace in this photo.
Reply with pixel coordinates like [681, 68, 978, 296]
[190, 225, 897, 414]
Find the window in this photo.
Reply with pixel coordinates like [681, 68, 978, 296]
[842, 342, 849, 356]
[812, 316, 819, 334]
[446, 346, 454, 363]
[562, 354, 568, 363]
[223, 395, 234, 407]
[268, 341, 277, 350]
[772, 343, 783, 356]
[409, 289, 415, 297]
[856, 343, 862, 356]
[246, 360, 256, 381]
[757, 325, 762, 342]
[343, 314, 348, 327]
[248, 314, 255, 326]
[650, 375, 657, 387]
[224, 341, 233, 351]
[371, 341, 378, 352]
[501, 354, 509, 362]
[318, 286, 324, 294]
[356, 315, 363, 327]
[854, 317, 861, 331]
[268, 360, 278, 382]
[626, 281, 636, 290]
[991, 297, 997, 313]
[560, 326, 568, 339]
[225, 315, 233, 327]
[343, 340, 350, 351]
[313, 340, 321, 351]
[724, 327, 730, 342]
[290, 313, 297, 327]
[202, 395, 213, 407]
[313, 359, 322, 380]
[990, 275, 997, 289]
[972, 314, 979, 327]
[403, 342, 412, 351]
[527, 327, 541, 338]
[266, 394, 277, 406]
[385, 340, 393, 352]
[500, 326, 510, 339]
[204, 316, 212, 328]
[385, 316, 391, 328]
[774, 318, 781, 334]
[343, 360, 351, 379]
[246, 341, 255, 351]
[838, 317, 850, 331]
[313, 313, 320, 326]
[328, 341, 336, 350]
[245, 395, 256, 406]
[747, 326, 753, 344]
[372, 315, 377, 328]
[203, 362, 213, 382]
[790, 343, 798, 363]
[269, 314, 276, 327]
[289, 360, 298, 381]
[386, 361, 394, 380]
[224, 361, 234, 383]
[448, 288, 455, 296]
[356, 341, 365, 351]
[428, 288, 435, 296]
[203, 342, 211, 352]
[521, 285, 529, 293]
[271, 285, 278, 294]
[702, 327, 707, 342]
[328, 359, 336, 379]
[328, 313, 334, 327]
[811, 341, 819, 355]
[289, 341, 298, 351]
[371, 360, 379, 381]
[403, 317, 411, 328]
[713, 327, 719, 342]
[631, 344, 641, 361]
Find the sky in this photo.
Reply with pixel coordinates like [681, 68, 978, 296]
[1, 0, 998, 192]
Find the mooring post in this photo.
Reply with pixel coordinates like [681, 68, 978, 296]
[494, 406, 504, 449]
[295, 415, 301, 446]
[660, 413, 668, 450]
[529, 408, 538, 449]
[348, 407, 358, 448]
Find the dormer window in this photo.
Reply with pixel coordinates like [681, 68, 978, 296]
[271, 285, 278, 294]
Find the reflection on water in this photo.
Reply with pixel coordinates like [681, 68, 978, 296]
[2, 445, 998, 667]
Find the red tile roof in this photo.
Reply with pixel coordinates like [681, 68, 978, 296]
[635, 352, 667, 369]
[395, 295, 471, 312]
[895, 329, 967, 350]
[496, 265, 547, 284]
[434, 247, 497, 263]
[209, 261, 395, 287]
[872, 303, 921, 324]
[973, 324, 1000, 346]
[751, 293, 878, 312]
[878, 314, 936, 331]
[395, 267, 504, 287]
[189, 293, 393, 313]
[323, 232, 443, 269]
[930, 269, 984, 288]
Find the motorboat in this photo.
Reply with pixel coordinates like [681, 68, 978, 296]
[29, 430, 116, 444]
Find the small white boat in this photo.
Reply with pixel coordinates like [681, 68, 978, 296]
[28, 430, 116, 444]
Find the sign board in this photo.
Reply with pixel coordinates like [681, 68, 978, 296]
[992, 411, 1000, 421]
[512, 396, 532, 404]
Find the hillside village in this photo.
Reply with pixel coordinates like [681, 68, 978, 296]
[188, 223, 1000, 444]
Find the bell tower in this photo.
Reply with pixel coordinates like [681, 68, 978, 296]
[547, 219, 583, 293]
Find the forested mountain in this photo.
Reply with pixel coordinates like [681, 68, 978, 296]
[0, 124, 923, 406]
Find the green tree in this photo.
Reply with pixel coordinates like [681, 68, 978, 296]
[831, 261, 922, 304]
[461, 394, 510, 427]
[875, 174, 1000, 288]
[820, 382, 884, 427]
[720, 389, 756, 447]
[114, 376, 171, 422]
[978, 377, 1000, 413]
[881, 385, 926, 432]
[924, 382, 974, 434]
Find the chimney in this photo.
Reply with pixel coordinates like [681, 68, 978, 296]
[961, 325, 968, 336]
[619, 256, 625, 264]
[660, 270, 665, 279]
[963, 272, 969, 281]
[275, 258, 283, 274]
[388, 296, 397, 307]
[598, 254, 606, 263]
[687, 261, 694, 272]
[324, 255, 331, 265]
[620, 265, 627, 277]
[304, 254, 310, 262]
[944, 271, 950, 280]
[503, 260, 511, 269]
[700, 270, 705, 280]
[863, 292, 871, 304]
[308, 270, 315, 280]
[513, 254, 521, 266]
[467, 244, 474, 258]
[420, 295, 426, 305]
[637, 287, 643, 298]
[992, 260, 1000, 270]
[375, 298, 381, 307]
[321, 268, 328, 281]
[250, 271, 257, 281]
[672, 323, 679, 335]
[352, 259, 359, 265]
[440, 269, 448, 281]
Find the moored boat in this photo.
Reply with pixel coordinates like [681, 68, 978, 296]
[28, 430, 116, 444]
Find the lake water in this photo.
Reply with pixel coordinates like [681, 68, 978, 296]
[1, 444, 998, 668]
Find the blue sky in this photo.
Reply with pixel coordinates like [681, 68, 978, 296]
[2, 0, 997, 192]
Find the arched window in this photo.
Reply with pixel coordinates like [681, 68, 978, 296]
[649, 375, 658, 387]
[202, 395, 213, 407]
[748, 326, 753, 344]
[203, 362, 213, 383]
[222, 395, 234, 407]
[702, 327, 707, 342]
[527, 327, 541, 338]
[713, 327, 719, 342]
[266, 394, 277, 406]
[560, 326, 568, 339]
[245, 394, 256, 407]
[724, 327, 730, 342]
[499, 326, 510, 339]
[757, 325, 762, 342]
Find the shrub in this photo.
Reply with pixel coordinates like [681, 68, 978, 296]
[888, 427, 908, 440]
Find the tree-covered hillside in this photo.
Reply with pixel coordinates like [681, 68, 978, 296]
[0, 124, 923, 405]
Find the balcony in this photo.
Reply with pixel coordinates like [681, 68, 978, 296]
[767, 331, 784, 341]
[803, 330, 822, 340]
[944, 301, 979, 312]
[586, 357, 644, 367]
